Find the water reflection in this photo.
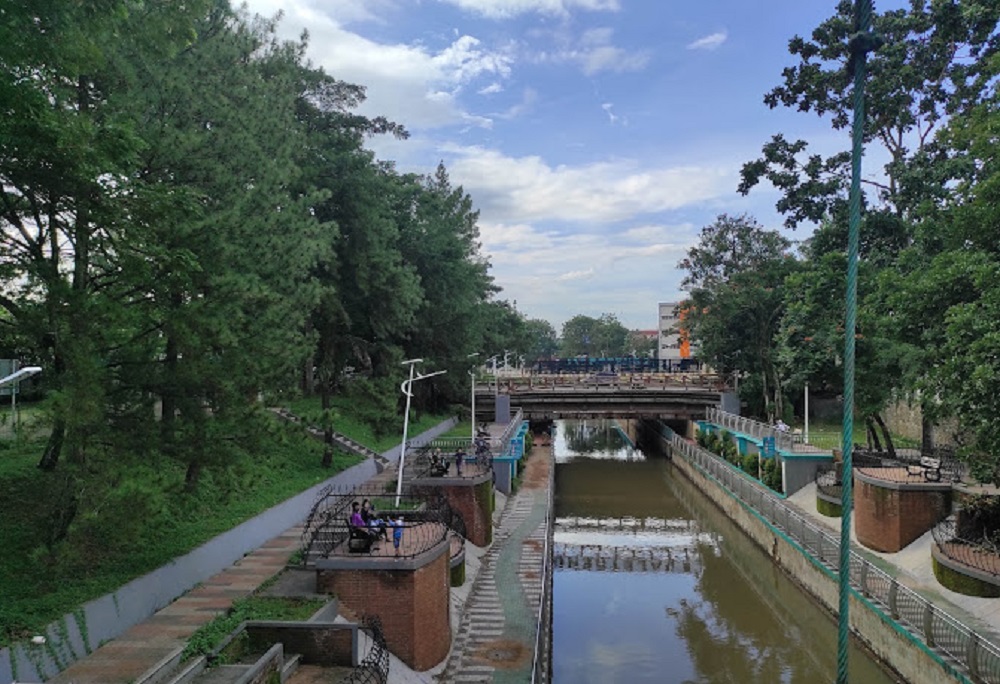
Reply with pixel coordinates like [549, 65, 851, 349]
[552, 419, 899, 684]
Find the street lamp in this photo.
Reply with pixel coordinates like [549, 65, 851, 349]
[0, 365, 41, 432]
[396, 359, 447, 505]
[467, 353, 480, 444]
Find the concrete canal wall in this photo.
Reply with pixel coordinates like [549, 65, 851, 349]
[659, 434, 968, 684]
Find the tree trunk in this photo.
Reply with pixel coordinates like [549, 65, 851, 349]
[161, 331, 178, 444]
[921, 414, 934, 455]
[37, 417, 66, 471]
[321, 381, 333, 468]
[873, 413, 896, 460]
[185, 459, 202, 491]
[865, 415, 882, 452]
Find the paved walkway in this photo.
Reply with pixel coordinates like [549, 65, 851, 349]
[435, 444, 550, 684]
[48, 528, 303, 684]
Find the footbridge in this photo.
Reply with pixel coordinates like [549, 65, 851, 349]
[474, 373, 730, 421]
[552, 542, 705, 575]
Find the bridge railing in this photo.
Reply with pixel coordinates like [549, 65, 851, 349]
[666, 429, 1000, 684]
[705, 407, 801, 451]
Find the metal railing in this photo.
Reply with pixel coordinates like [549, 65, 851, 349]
[706, 407, 802, 451]
[668, 430, 1000, 683]
[298, 485, 454, 562]
[496, 408, 524, 456]
[932, 515, 1000, 579]
[530, 440, 556, 684]
[407, 445, 493, 480]
[344, 615, 390, 684]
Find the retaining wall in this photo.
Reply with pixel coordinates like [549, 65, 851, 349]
[665, 438, 967, 684]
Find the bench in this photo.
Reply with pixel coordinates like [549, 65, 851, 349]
[906, 456, 941, 482]
[348, 520, 376, 553]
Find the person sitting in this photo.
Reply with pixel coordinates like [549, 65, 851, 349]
[775, 419, 789, 433]
[348, 501, 377, 549]
[361, 498, 388, 540]
[430, 449, 449, 476]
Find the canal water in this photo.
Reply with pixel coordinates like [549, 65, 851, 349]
[551, 419, 900, 684]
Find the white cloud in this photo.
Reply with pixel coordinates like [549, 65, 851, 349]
[243, 0, 511, 130]
[478, 82, 504, 95]
[479, 220, 696, 328]
[437, 0, 620, 19]
[538, 27, 649, 75]
[442, 145, 734, 224]
[687, 31, 728, 51]
[601, 102, 619, 125]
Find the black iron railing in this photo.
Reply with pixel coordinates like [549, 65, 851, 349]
[299, 485, 461, 562]
[344, 615, 390, 684]
[408, 445, 492, 480]
[932, 515, 1000, 578]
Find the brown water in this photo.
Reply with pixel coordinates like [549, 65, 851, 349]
[551, 419, 900, 684]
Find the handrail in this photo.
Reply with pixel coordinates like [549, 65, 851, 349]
[666, 429, 1000, 683]
[706, 407, 802, 451]
[530, 437, 555, 684]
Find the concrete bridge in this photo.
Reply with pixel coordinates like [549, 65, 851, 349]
[552, 542, 705, 574]
[474, 373, 729, 421]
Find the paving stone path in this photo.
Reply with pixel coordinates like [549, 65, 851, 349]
[437, 447, 552, 683]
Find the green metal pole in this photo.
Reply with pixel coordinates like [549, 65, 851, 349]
[838, 1, 879, 682]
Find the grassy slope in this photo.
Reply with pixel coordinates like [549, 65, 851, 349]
[800, 418, 920, 451]
[0, 398, 452, 648]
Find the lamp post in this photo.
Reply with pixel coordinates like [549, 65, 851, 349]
[468, 353, 480, 444]
[1, 365, 41, 433]
[395, 359, 447, 506]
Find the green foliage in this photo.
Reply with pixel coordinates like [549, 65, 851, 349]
[0, 419, 359, 648]
[559, 313, 630, 358]
[181, 595, 327, 661]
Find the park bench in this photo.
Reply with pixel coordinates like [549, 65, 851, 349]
[906, 456, 941, 482]
[347, 519, 376, 553]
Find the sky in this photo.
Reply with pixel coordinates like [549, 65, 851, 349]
[240, 0, 891, 332]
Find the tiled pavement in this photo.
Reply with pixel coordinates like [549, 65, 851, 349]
[435, 446, 551, 684]
[48, 528, 303, 684]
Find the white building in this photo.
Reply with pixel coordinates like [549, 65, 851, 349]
[657, 301, 696, 363]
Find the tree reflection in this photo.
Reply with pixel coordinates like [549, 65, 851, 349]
[563, 420, 627, 454]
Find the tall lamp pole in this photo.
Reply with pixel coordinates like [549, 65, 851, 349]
[396, 359, 447, 506]
[468, 353, 480, 443]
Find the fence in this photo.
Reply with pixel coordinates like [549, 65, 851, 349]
[932, 516, 1000, 579]
[668, 430, 1000, 683]
[344, 615, 390, 684]
[706, 407, 802, 451]
[530, 440, 555, 684]
[298, 485, 457, 562]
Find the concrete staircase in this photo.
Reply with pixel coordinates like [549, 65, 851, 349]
[270, 408, 391, 472]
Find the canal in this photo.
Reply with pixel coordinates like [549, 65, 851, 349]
[551, 419, 900, 683]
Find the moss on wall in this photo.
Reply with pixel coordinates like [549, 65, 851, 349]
[932, 556, 1000, 598]
[451, 561, 466, 587]
[816, 497, 842, 518]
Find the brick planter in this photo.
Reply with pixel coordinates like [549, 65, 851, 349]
[412, 473, 494, 547]
[854, 469, 951, 553]
[315, 540, 451, 671]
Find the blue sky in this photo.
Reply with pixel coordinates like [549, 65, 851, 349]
[242, 0, 899, 331]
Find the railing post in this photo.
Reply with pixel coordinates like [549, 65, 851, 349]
[966, 633, 980, 681]
[889, 580, 900, 620]
[923, 603, 936, 648]
[859, 561, 869, 598]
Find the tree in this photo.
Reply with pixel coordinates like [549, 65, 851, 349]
[559, 314, 629, 358]
[679, 215, 796, 420]
[523, 319, 559, 363]
[739, 0, 1000, 227]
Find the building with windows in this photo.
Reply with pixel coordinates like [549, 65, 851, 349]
[657, 301, 696, 367]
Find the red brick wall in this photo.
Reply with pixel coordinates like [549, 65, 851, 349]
[442, 480, 493, 547]
[855, 478, 950, 552]
[317, 549, 451, 671]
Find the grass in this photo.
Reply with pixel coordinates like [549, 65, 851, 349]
[0, 412, 368, 648]
[181, 594, 328, 661]
[799, 418, 920, 451]
[283, 395, 453, 452]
